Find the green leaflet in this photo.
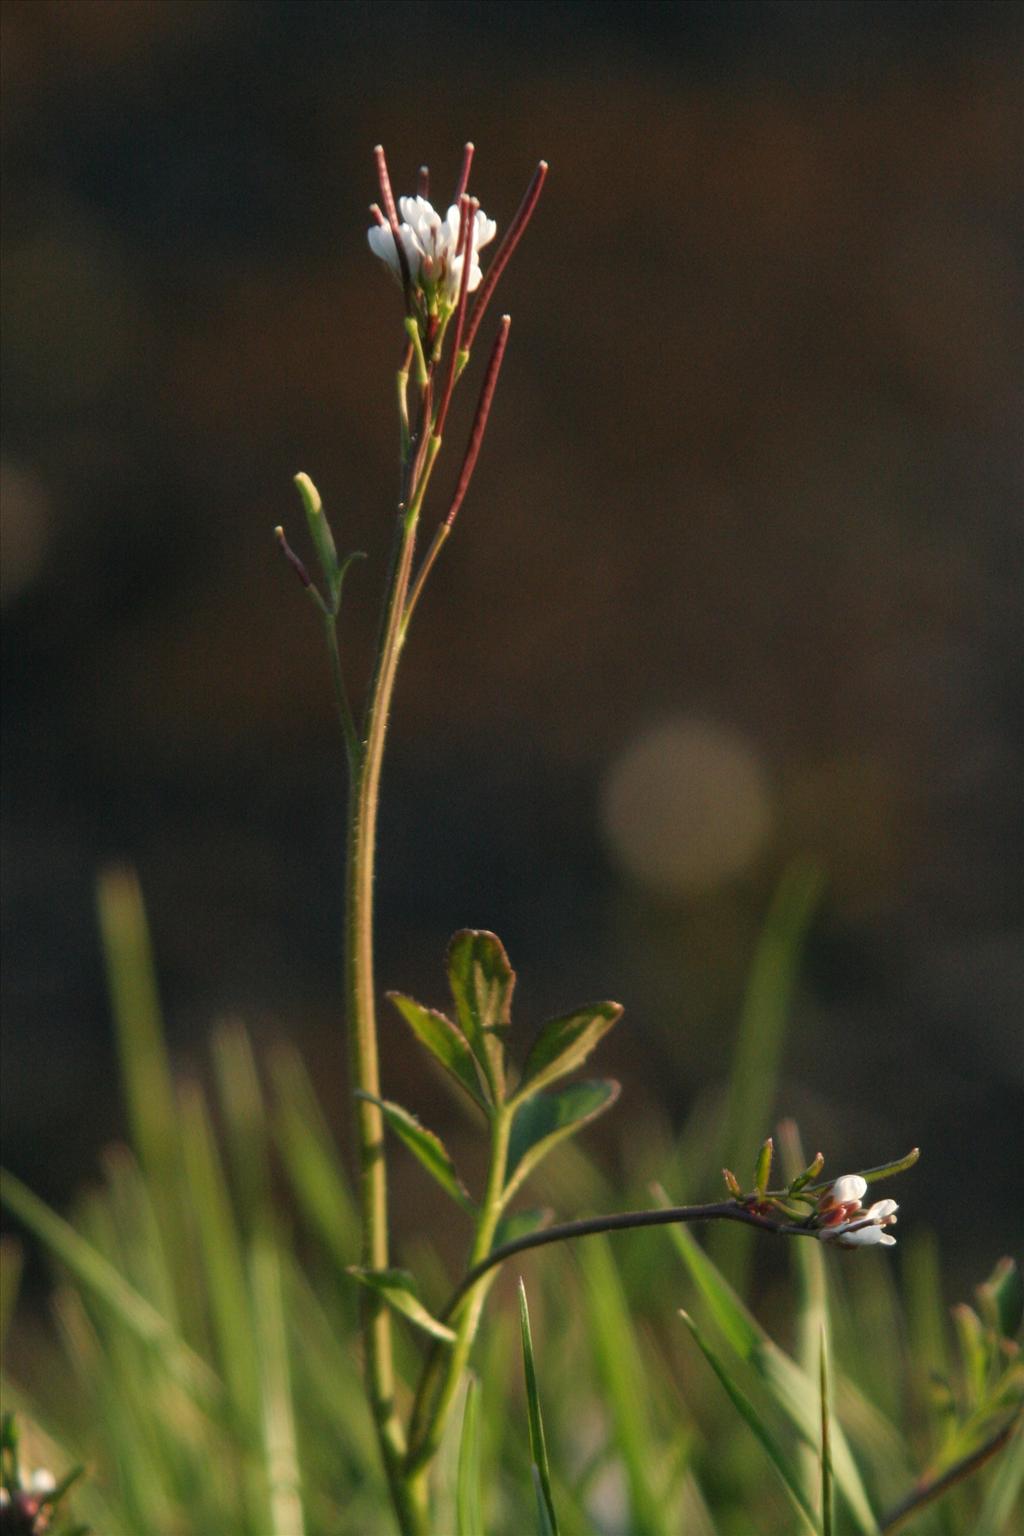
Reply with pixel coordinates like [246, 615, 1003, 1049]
[513, 1001, 622, 1104]
[447, 930, 515, 1103]
[503, 1081, 620, 1207]
[388, 991, 488, 1111]
[357, 1093, 474, 1213]
[346, 1268, 456, 1344]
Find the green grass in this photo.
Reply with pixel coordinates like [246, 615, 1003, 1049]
[1, 869, 1020, 1534]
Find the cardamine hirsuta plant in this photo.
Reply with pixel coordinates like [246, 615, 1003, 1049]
[272, 144, 922, 1536]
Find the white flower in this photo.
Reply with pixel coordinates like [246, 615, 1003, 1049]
[827, 1174, 867, 1206]
[368, 196, 496, 303]
[30, 1469, 57, 1495]
[820, 1196, 899, 1248]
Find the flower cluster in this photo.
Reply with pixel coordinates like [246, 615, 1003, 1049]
[0, 1467, 56, 1533]
[368, 196, 496, 308]
[816, 1173, 899, 1247]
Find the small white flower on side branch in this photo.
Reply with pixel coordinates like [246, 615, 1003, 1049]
[816, 1173, 899, 1248]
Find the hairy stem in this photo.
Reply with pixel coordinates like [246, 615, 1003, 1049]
[344, 504, 423, 1531]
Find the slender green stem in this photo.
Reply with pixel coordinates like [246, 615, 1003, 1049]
[405, 1107, 513, 1479]
[344, 503, 424, 1532]
[401, 504, 449, 638]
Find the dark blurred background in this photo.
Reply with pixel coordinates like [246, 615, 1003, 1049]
[2, 0, 1021, 1287]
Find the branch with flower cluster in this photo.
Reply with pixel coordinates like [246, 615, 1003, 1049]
[438, 1143, 919, 1324]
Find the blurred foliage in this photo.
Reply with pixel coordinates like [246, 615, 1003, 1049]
[1, 866, 1020, 1532]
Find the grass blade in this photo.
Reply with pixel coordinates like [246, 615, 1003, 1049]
[0, 1169, 219, 1404]
[712, 861, 822, 1291]
[975, 1415, 1024, 1535]
[250, 1232, 306, 1536]
[270, 1045, 359, 1274]
[663, 1210, 879, 1533]
[820, 1325, 833, 1536]
[518, 1280, 559, 1535]
[679, 1310, 822, 1536]
[456, 1376, 483, 1536]
[95, 868, 179, 1194]
[580, 1236, 670, 1536]
[178, 1079, 260, 1430]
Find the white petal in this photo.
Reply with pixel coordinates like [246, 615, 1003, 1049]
[830, 1174, 867, 1205]
[368, 224, 400, 271]
[30, 1470, 57, 1494]
[473, 210, 497, 248]
[399, 195, 440, 236]
[837, 1224, 890, 1246]
[865, 1199, 898, 1221]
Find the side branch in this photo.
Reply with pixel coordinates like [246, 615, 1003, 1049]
[440, 1201, 816, 1323]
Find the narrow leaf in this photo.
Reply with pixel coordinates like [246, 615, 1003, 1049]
[178, 1081, 258, 1426]
[503, 1081, 621, 1205]
[977, 1257, 1023, 1342]
[952, 1304, 990, 1408]
[663, 1208, 879, 1533]
[519, 1281, 559, 1534]
[820, 1325, 833, 1536]
[347, 1267, 456, 1343]
[251, 1232, 306, 1536]
[0, 1169, 219, 1403]
[447, 930, 515, 1101]
[680, 1310, 822, 1535]
[513, 1001, 623, 1103]
[95, 868, 179, 1195]
[358, 1093, 474, 1212]
[270, 1045, 359, 1273]
[975, 1416, 1024, 1536]
[456, 1377, 483, 1536]
[388, 992, 488, 1110]
[532, 1466, 558, 1536]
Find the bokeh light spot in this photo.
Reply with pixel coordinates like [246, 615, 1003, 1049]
[601, 716, 774, 896]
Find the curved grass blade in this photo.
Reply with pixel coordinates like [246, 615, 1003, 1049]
[662, 1203, 879, 1533]
[680, 1310, 822, 1536]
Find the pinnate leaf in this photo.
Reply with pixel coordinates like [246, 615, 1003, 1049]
[513, 1001, 622, 1103]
